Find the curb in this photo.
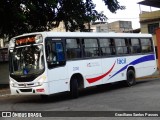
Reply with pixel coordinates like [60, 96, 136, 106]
[0, 88, 10, 97]
[137, 75, 160, 80]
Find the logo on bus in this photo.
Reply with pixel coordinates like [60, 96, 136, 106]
[117, 58, 126, 64]
[73, 67, 79, 71]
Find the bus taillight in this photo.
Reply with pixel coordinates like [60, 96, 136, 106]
[36, 88, 45, 93]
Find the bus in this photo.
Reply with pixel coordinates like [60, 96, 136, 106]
[9, 32, 157, 98]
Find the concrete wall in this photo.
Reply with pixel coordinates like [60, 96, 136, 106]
[0, 62, 9, 85]
[140, 10, 160, 22]
[140, 10, 160, 69]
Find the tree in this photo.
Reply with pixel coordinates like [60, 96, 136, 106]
[84, 0, 107, 31]
[54, 0, 87, 32]
[0, 0, 124, 38]
[0, 0, 57, 38]
[54, 0, 125, 32]
[102, 0, 125, 13]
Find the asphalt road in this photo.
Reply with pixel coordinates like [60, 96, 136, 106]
[0, 78, 160, 120]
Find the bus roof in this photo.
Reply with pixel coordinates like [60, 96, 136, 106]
[13, 32, 152, 39]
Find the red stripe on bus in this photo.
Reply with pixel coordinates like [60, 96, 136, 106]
[86, 61, 116, 84]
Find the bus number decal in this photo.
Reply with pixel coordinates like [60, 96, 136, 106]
[73, 67, 79, 71]
[117, 58, 126, 64]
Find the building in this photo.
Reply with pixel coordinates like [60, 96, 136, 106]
[51, 22, 66, 32]
[51, 20, 133, 33]
[138, 0, 160, 68]
[90, 22, 110, 32]
[90, 21, 133, 33]
[108, 21, 133, 33]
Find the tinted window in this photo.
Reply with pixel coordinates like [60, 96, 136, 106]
[83, 39, 99, 57]
[140, 38, 153, 53]
[115, 38, 128, 54]
[130, 38, 141, 53]
[99, 38, 111, 55]
[66, 39, 81, 59]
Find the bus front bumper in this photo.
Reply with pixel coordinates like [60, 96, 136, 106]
[10, 83, 49, 95]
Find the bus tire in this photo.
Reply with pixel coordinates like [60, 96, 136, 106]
[70, 78, 79, 99]
[126, 69, 136, 87]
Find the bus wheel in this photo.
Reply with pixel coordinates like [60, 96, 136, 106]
[70, 78, 79, 99]
[126, 69, 136, 87]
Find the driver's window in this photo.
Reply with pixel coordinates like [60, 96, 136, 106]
[46, 40, 65, 68]
[46, 41, 53, 62]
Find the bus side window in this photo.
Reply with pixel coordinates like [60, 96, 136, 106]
[130, 38, 141, 53]
[125, 38, 131, 54]
[109, 39, 116, 55]
[140, 38, 153, 53]
[66, 38, 81, 59]
[99, 38, 111, 56]
[83, 38, 99, 57]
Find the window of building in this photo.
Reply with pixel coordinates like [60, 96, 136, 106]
[66, 38, 81, 59]
[148, 23, 159, 34]
[83, 38, 99, 57]
[140, 38, 153, 53]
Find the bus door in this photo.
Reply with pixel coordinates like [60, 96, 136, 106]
[45, 38, 68, 93]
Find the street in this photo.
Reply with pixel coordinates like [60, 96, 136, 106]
[0, 78, 160, 120]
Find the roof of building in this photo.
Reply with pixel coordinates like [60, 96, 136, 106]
[138, 0, 160, 8]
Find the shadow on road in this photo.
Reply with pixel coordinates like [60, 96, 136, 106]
[6, 78, 158, 104]
[14, 81, 142, 103]
[0, 84, 9, 89]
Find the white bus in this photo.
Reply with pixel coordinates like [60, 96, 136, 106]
[9, 32, 157, 98]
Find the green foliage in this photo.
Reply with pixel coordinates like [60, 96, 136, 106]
[54, 0, 108, 32]
[102, 0, 125, 13]
[0, 0, 58, 38]
[55, 0, 87, 31]
[0, 0, 124, 38]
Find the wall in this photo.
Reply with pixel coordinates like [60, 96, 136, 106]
[140, 10, 160, 69]
[0, 62, 9, 85]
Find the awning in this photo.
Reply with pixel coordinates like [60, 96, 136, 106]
[138, 0, 160, 8]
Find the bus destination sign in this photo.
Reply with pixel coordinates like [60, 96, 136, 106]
[15, 36, 36, 46]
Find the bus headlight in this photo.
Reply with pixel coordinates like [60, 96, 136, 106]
[37, 75, 46, 86]
[10, 79, 18, 87]
[37, 80, 44, 86]
[35, 34, 43, 43]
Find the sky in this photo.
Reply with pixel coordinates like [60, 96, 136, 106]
[92, 0, 159, 29]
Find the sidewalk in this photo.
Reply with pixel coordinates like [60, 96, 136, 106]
[0, 86, 10, 97]
[137, 70, 160, 80]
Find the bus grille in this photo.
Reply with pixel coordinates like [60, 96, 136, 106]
[19, 89, 32, 92]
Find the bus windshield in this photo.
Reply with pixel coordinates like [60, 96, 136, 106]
[9, 45, 44, 77]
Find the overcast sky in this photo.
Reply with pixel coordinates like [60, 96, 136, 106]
[92, 0, 159, 29]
